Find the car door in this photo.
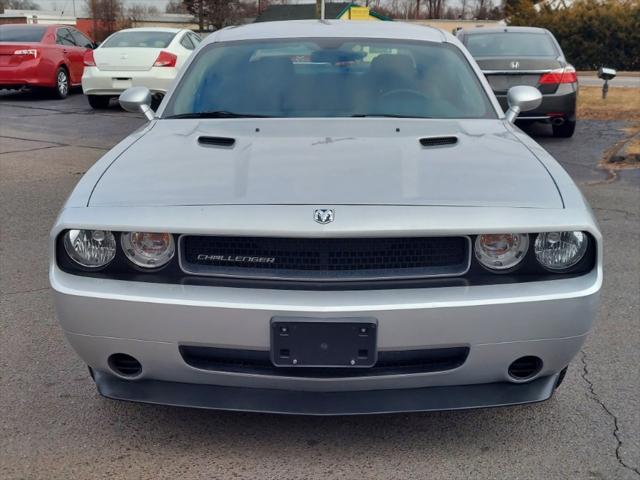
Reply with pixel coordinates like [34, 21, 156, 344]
[55, 27, 83, 83]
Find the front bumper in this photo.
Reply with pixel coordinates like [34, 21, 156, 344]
[81, 66, 176, 96]
[53, 263, 599, 412]
[94, 369, 562, 415]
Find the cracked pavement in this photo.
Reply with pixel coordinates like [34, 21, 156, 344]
[1, 90, 638, 479]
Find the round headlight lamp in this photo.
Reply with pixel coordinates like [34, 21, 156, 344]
[121, 232, 175, 268]
[63, 229, 116, 268]
[475, 233, 529, 271]
[534, 231, 588, 271]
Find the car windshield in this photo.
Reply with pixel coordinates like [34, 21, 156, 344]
[164, 38, 496, 119]
[464, 32, 558, 57]
[0, 25, 47, 42]
[101, 31, 176, 48]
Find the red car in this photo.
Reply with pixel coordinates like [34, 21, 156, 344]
[0, 24, 95, 99]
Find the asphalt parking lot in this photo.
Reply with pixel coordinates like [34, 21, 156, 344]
[1, 89, 638, 480]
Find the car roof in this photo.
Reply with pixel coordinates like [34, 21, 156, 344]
[460, 26, 550, 35]
[115, 27, 183, 34]
[209, 20, 447, 44]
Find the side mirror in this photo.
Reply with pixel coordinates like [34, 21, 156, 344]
[505, 85, 542, 123]
[119, 86, 154, 121]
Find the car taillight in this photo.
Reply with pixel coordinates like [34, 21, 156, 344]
[539, 66, 577, 84]
[83, 49, 96, 66]
[13, 49, 38, 58]
[153, 51, 177, 67]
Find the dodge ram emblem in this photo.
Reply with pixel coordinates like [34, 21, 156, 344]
[314, 209, 334, 224]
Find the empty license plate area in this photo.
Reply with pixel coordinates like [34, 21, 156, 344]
[271, 318, 377, 368]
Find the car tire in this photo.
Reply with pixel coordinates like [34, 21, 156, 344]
[552, 120, 576, 138]
[52, 67, 69, 99]
[87, 95, 111, 109]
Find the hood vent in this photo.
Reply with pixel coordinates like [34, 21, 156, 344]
[419, 136, 458, 147]
[198, 136, 236, 148]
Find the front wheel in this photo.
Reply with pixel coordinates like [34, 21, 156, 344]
[52, 67, 69, 99]
[87, 95, 111, 109]
[552, 119, 576, 138]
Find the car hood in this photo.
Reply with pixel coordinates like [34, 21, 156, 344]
[88, 119, 563, 209]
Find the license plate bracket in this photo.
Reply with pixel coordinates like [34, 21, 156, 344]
[270, 317, 377, 368]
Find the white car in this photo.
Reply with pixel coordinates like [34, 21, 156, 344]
[81, 27, 200, 109]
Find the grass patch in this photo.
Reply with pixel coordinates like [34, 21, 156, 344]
[578, 86, 640, 121]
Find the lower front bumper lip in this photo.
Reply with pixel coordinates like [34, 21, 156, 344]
[93, 369, 560, 416]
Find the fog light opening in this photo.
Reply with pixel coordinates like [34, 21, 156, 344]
[108, 353, 142, 378]
[508, 356, 543, 381]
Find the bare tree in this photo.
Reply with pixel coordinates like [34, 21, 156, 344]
[425, 0, 446, 17]
[0, 0, 40, 10]
[473, 0, 493, 18]
[459, 0, 468, 18]
[183, 0, 242, 32]
[126, 3, 159, 25]
[85, 0, 123, 40]
[165, 0, 188, 13]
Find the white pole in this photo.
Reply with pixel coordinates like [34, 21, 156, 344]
[321, 0, 325, 19]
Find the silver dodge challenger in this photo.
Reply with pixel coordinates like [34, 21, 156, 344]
[50, 20, 602, 415]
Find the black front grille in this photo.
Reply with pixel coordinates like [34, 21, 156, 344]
[180, 345, 470, 378]
[179, 235, 469, 282]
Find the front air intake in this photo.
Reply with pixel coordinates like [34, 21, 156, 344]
[508, 356, 543, 380]
[419, 136, 458, 147]
[108, 353, 142, 377]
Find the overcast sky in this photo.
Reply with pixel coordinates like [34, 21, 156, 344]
[29, 0, 453, 16]
[33, 0, 174, 15]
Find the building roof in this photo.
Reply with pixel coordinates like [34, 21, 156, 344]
[210, 19, 447, 44]
[255, 3, 352, 22]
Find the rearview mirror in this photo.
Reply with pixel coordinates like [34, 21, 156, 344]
[119, 86, 154, 121]
[505, 86, 543, 123]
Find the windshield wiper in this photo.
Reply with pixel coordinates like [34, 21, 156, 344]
[351, 113, 431, 119]
[165, 111, 274, 119]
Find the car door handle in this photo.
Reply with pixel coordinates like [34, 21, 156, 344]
[63, 49, 68, 53]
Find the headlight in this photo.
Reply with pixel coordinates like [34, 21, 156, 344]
[534, 231, 588, 270]
[121, 232, 175, 268]
[474, 233, 529, 271]
[63, 229, 116, 268]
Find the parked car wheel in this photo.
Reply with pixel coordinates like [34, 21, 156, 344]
[87, 95, 111, 109]
[52, 67, 69, 99]
[552, 119, 576, 138]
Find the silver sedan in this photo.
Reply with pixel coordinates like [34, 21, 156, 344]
[50, 20, 601, 415]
